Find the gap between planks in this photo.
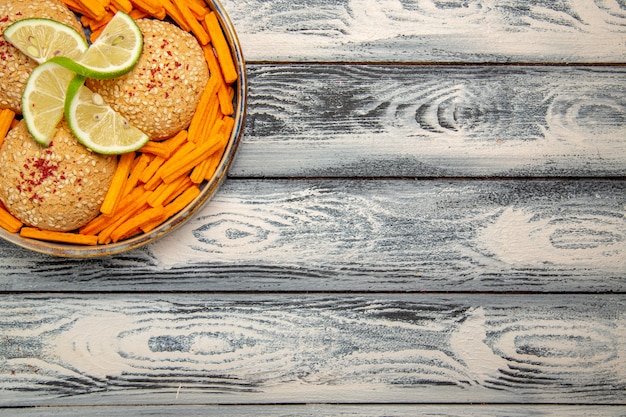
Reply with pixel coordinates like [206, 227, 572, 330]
[226, 175, 626, 181]
[244, 60, 626, 67]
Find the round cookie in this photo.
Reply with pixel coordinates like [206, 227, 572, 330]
[0, 120, 117, 231]
[86, 18, 209, 140]
[0, 0, 85, 113]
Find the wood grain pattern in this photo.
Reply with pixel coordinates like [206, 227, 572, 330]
[1, 294, 624, 406]
[0, 179, 624, 292]
[2, 0, 625, 414]
[222, 0, 626, 62]
[231, 64, 626, 178]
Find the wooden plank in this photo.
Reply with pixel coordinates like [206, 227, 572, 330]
[0, 293, 624, 406]
[222, 0, 626, 63]
[0, 179, 624, 292]
[231, 64, 626, 178]
[2, 404, 626, 416]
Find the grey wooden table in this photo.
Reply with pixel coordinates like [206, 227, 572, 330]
[1, 1, 626, 416]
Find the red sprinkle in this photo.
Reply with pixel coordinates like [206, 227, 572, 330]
[18, 144, 66, 204]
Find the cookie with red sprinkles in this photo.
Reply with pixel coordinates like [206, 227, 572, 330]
[86, 18, 209, 140]
[0, 120, 117, 231]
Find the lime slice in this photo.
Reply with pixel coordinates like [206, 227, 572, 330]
[3, 18, 88, 64]
[21, 61, 75, 146]
[65, 75, 149, 154]
[49, 11, 142, 80]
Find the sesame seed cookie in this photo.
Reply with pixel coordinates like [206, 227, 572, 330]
[0, 120, 117, 231]
[86, 18, 210, 140]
